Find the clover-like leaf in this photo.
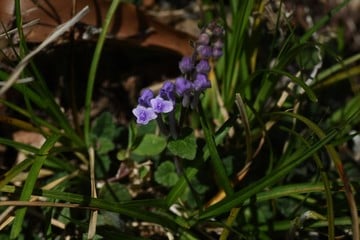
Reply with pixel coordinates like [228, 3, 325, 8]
[132, 134, 167, 156]
[154, 161, 179, 187]
[167, 128, 196, 160]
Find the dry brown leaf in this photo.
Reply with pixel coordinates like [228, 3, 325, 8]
[0, 0, 194, 55]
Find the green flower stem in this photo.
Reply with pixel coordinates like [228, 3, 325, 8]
[84, 0, 121, 147]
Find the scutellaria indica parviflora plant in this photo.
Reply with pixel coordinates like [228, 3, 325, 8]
[132, 21, 224, 138]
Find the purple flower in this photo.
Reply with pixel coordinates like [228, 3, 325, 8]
[213, 39, 224, 49]
[132, 105, 157, 125]
[194, 74, 211, 91]
[179, 56, 194, 74]
[196, 60, 211, 74]
[150, 96, 174, 113]
[212, 48, 223, 59]
[175, 77, 193, 96]
[212, 25, 225, 37]
[196, 45, 213, 59]
[159, 81, 175, 103]
[197, 33, 210, 45]
[138, 88, 154, 107]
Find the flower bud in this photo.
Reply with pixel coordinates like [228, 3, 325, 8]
[212, 48, 223, 60]
[197, 33, 210, 45]
[175, 77, 193, 96]
[196, 45, 213, 59]
[179, 56, 194, 74]
[196, 60, 211, 74]
[194, 74, 211, 91]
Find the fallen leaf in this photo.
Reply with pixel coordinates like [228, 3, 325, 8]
[0, 0, 194, 56]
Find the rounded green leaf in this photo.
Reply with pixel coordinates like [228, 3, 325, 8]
[133, 134, 167, 156]
[154, 161, 179, 187]
[167, 128, 196, 160]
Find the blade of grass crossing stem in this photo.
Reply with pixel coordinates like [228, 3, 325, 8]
[222, 1, 253, 108]
[278, 125, 335, 239]
[253, 182, 331, 203]
[199, 104, 233, 196]
[314, 64, 360, 89]
[271, 111, 359, 240]
[0, 137, 38, 154]
[220, 207, 240, 240]
[0, 157, 34, 190]
[316, 53, 360, 83]
[166, 167, 198, 205]
[219, 94, 252, 240]
[10, 2, 86, 146]
[252, 43, 314, 114]
[84, 0, 121, 147]
[235, 93, 252, 165]
[10, 134, 60, 239]
[199, 129, 337, 219]
[0, 99, 61, 134]
[27, 72, 83, 145]
[14, 0, 27, 58]
[269, 69, 318, 102]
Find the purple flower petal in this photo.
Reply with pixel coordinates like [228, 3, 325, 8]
[132, 105, 157, 125]
[179, 56, 194, 74]
[159, 81, 176, 102]
[197, 33, 210, 45]
[196, 60, 211, 74]
[138, 88, 154, 107]
[175, 77, 193, 96]
[196, 45, 213, 59]
[212, 25, 225, 37]
[150, 96, 174, 113]
[194, 74, 211, 91]
[213, 39, 224, 49]
[212, 48, 223, 60]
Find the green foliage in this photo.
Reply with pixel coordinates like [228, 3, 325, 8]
[0, 0, 359, 239]
[132, 134, 167, 156]
[167, 128, 196, 160]
[99, 183, 132, 202]
[154, 161, 179, 187]
[91, 112, 123, 178]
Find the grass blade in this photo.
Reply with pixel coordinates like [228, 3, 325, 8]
[83, 0, 121, 147]
[10, 134, 60, 239]
[199, 128, 337, 219]
[199, 104, 233, 196]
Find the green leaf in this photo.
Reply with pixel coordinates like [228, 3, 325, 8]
[295, 46, 321, 70]
[133, 134, 166, 156]
[95, 155, 112, 179]
[154, 161, 179, 187]
[91, 112, 118, 139]
[167, 128, 196, 160]
[97, 211, 124, 230]
[96, 137, 115, 154]
[99, 183, 132, 202]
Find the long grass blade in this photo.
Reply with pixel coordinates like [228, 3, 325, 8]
[199, 104, 233, 196]
[199, 128, 337, 219]
[83, 0, 121, 147]
[9, 134, 60, 239]
[271, 111, 359, 240]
